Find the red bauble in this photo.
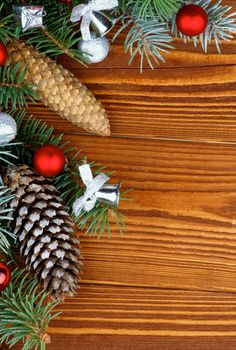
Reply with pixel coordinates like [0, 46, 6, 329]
[0, 42, 7, 66]
[33, 144, 66, 177]
[0, 262, 11, 291]
[176, 4, 208, 37]
[57, 0, 72, 3]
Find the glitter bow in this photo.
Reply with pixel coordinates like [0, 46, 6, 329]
[70, 0, 118, 40]
[73, 163, 110, 216]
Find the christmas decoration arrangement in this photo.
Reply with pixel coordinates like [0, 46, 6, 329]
[0, 0, 235, 348]
[0, 109, 127, 349]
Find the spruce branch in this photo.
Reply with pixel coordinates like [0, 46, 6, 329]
[0, 136, 19, 166]
[126, 0, 184, 20]
[75, 203, 127, 239]
[0, 63, 38, 109]
[171, 0, 236, 53]
[0, 268, 59, 350]
[0, 5, 15, 44]
[0, 179, 15, 254]
[25, 18, 86, 65]
[113, 14, 173, 72]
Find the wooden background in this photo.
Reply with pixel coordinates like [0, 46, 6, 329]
[28, 2, 236, 349]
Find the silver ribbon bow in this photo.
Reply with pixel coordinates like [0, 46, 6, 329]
[70, 0, 118, 40]
[73, 163, 110, 216]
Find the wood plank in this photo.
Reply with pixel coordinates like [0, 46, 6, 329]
[47, 284, 236, 350]
[45, 135, 236, 293]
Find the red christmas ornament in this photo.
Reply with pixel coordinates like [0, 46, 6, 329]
[176, 4, 208, 37]
[33, 144, 66, 177]
[0, 262, 11, 291]
[0, 41, 7, 66]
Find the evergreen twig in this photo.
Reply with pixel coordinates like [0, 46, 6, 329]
[113, 14, 173, 72]
[0, 136, 19, 166]
[0, 268, 59, 350]
[0, 4, 15, 44]
[0, 179, 15, 254]
[0, 64, 38, 109]
[26, 20, 86, 65]
[126, 0, 184, 20]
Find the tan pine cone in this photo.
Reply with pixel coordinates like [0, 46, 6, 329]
[3, 165, 82, 302]
[6, 40, 111, 136]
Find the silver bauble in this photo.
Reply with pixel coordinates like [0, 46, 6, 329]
[0, 112, 17, 144]
[78, 36, 110, 64]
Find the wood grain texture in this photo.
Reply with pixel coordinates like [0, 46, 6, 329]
[47, 285, 236, 350]
[21, 1, 236, 348]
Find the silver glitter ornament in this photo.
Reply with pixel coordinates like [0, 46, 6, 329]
[78, 36, 110, 64]
[0, 113, 17, 144]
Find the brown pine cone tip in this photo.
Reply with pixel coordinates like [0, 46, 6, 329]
[6, 39, 111, 137]
[3, 165, 82, 302]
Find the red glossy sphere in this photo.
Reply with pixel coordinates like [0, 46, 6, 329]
[33, 144, 66, 177]
[57, 0, 72, 3]
[176, 4, 208, 37]
[0, 262, 11, 291]
[0, 42, 7, 66]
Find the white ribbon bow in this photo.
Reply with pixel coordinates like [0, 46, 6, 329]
[73, 163, 110, 216]
[70, 0, 118, 40]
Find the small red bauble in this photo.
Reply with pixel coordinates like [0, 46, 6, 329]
[0, 41, 7, 66]
[33, 144, 66, 177]
[176, 4, 208, 37]
[0, 262, 11, 291]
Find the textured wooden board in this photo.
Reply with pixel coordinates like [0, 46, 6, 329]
[57, 135, 236, 293]
[48, 285, 236, 350]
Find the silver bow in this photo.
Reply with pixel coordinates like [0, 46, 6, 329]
[70, 0, 118, 40]
[73, 163, 110, 216]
